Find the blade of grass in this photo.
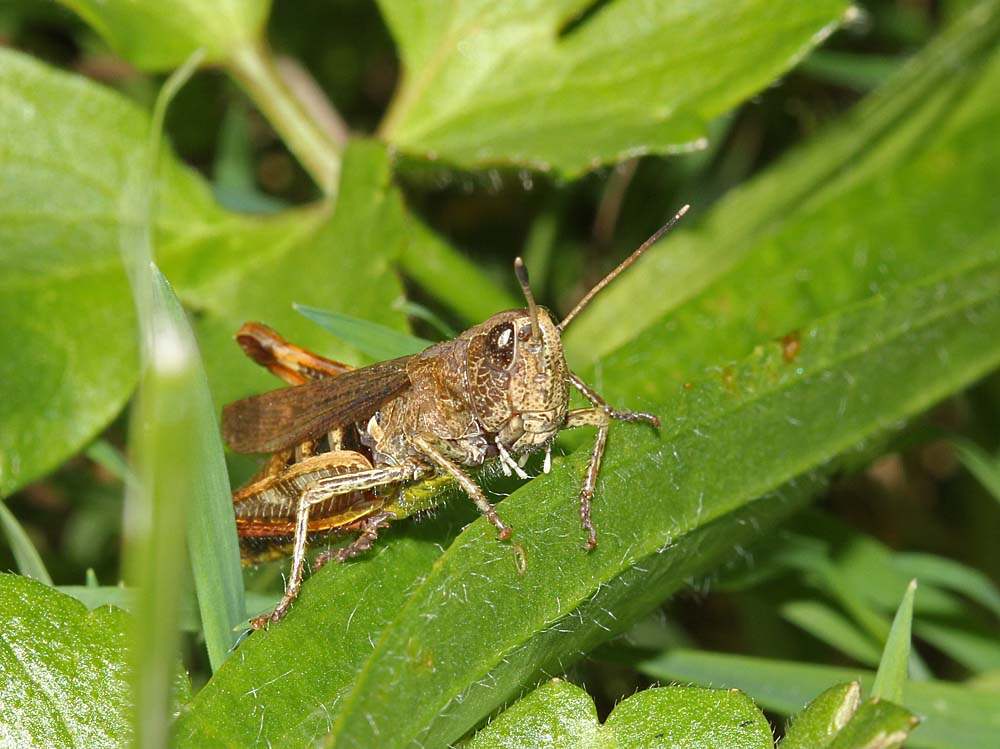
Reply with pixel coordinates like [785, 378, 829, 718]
[781, 601, 882, 666]
[294, 303, 432, 360]
[56, 585, 279, 631]
[0, 501, 53, 585]
[893, 552, 1000, 620]
[120, 48, 244, 746]
[952, 438, 1000, 504]
[873, 579, 918, 701]
[85, 439, 137, 484]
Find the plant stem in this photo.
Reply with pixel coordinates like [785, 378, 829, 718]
[228, 41, 343, 197]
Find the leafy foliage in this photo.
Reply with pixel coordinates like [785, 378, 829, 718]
[466, 680, 774, 749]
[379, 0, 850, 175]
[1, 0, 998, 747]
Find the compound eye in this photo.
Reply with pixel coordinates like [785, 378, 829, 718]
[486, 322, 515, 369]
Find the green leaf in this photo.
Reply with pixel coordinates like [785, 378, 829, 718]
[466, 680, 773, 749]
[0, 501, 53, 585]
[466, 679, 602, 748]
[0, 49, 428, 497]
[0, 574, 135, 748]
[56, 0, 270, 70]
[952, 437, 1000, 504]
[175, 8, 1000, 742]
[56, 585, 277, 631]
[562, 0, 1000, 363]
[118, 56, 244, 746]
[0, 46, 229, 498]
[782, 681, 861, 749]
[294, 304, 433, 360]
[872, 579, 917, 703]
[396, 220, 519, 323]
[800, 51, 904, 91]
[781, 601, 882, 666]
[827, 698, 920, 749]
[175, 250, 1000, 747]
[379, 0, 850, 176]
[84, 440, 136, 485]
[894, 551, 1000, 620]
[641, 650, 990, 749]
[916, 620, 1000, 673]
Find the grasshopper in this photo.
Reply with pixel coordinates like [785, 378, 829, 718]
[223, 206, 688, 628]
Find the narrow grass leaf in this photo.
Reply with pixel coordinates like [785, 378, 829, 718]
[893, 551, 1000, 620]
[85, 439, 137, 485]
[294, 304, 432, 361]
[952, 438, 1000, 504]
[781, 601, 882, 666]
[0, 502, 53, 585]
[120, 50, 242, 749]
[873, 579, 917, 702]
[56, 585, 280, 631]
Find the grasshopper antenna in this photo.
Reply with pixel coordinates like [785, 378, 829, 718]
[557, 204, 690, 332]
[514, 257, 542, 344]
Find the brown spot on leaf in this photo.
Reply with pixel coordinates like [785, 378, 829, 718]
[781, 331, 801, 363]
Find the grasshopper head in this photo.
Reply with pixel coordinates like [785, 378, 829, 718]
[466, 305, 569, 452]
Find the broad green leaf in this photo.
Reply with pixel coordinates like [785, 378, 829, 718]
[378, 0, 850, 175]
[175, 10, 1000, 743]
[642, 650, 993, 749]
[396, 221, 519, 323]
[782, 682, 861, 749]
[57, 0, 270, 70]
[563, 0, 1000, 363]
[0, 46, 229, 497]
[827, 698, 920, 749]
[0, 574, 134, 749]
[872, 580, 917, 703]
[466, 679, 601, 748]
[466, 680, 773, 749]
[0, 48, 438, 497]
[176, 254, 1000, 747]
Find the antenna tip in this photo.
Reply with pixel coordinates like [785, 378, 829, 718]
[678, 204, 690, 217]
[513, 256, 530, 284]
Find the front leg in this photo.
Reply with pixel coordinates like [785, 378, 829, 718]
[563, 408, 610, 550]
[565, 371, 660, 549]
[410, 434, 512, 541]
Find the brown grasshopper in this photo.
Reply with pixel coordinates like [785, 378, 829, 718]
[223, 206, 688, 628]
